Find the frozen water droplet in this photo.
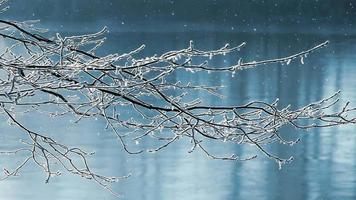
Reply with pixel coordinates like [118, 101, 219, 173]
[278, 160, 283, 170]
[209, 53, 213, 60]
[189, 40, 194, 49]
[300, 56, 304, 64]
[237, 58, 242, 66]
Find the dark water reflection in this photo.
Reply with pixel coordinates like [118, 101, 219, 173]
[0, 19, 356, 200]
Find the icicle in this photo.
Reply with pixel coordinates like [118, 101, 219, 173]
[237, 58, 242, 66]
[300, 56, 304, 65]
[286, 59, 292, 65]
[209, 53, 213, 60]
[278, 160, 283, 170]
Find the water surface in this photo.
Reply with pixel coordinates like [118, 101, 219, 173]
[0, 1, 355, 200]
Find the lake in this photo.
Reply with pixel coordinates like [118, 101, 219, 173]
[0, 1, 355, 200]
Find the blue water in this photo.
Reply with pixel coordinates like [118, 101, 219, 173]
[0, 1, 356, 200]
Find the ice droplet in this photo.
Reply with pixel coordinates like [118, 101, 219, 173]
[278, 160, 283, 170]
[237, 58, 242, 66]
[189, 40, 194, 50]
[209, 53, 213, 60]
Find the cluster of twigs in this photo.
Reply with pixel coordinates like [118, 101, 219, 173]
[0, 1, 355, 195]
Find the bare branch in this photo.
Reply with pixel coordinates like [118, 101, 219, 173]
[0, 4, 354, 196]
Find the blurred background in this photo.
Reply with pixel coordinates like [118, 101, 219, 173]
[0, 0, 355, 199]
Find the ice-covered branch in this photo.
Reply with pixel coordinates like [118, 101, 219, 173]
[0, 10, 354, 196]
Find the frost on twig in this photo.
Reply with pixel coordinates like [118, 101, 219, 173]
[0, 7, 355, 196]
